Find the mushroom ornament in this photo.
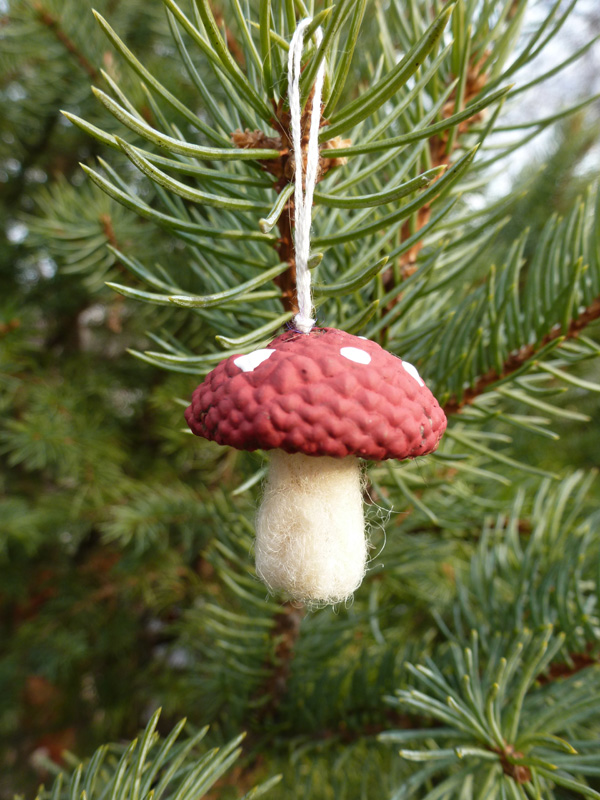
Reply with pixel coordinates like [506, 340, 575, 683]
[184, 19, 447, 605]
[185, 327, 447, 605]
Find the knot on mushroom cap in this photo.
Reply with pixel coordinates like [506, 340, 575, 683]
[185, 328, 447, 461]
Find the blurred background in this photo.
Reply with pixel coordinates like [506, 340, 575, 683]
[1, 0, 599, 796]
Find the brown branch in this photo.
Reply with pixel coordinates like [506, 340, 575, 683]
[539, 648, 598, 684]
[378, 55, 490, 341]
[492, 744, 532, 784]
[443, 296, 600, 415]
[393, 54, 490, 281]
[400, 56, 487, 279]
[34, 2, 99, 81]
[231, 126, 297, 311]
[274, 195, 298, 312]
[209, 1, 246, 67]
[231, 100, 348, 314]
[0, 319, 21, 338]
[99, 213, 118, 249]
[98, 213, 127, 332]
[254, 603, 305, 721]
[99, 212, 129, 277]
[4, 111, 60, 207]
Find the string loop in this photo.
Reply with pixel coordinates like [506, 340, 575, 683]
[288, 19, 325, 334]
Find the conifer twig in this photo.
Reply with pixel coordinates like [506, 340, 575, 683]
[443, 296, 600, 414]
[256, 603, 304, 720]
[34, 2, 99, 80]
[209, 0, 246, 67]
[539, 647, 598, 684]
[391, 54, 489, 282]
[231, 99, 347, 313]
[0, 319, 20, 337]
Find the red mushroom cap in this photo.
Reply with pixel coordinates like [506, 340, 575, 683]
[185, 327, 447, 460]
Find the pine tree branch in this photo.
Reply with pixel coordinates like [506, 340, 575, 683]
[34, 2, 99, 81]
[98, 213, 128, 276]
[231, 117, 297, 311]
[209, 0, 246, 68]
[255, 603, 304, 720]
[492, 744, 532, 784]
[99, 213, 119, 251]
[98, 213, 128, 330]
[443, 296, 600, 414]
[0, 319, 20, 337]
[4, 111, 60, 206]
[231, 96, 349, 313]
[540, 652, 598, 684]
[389, 54, 490, 283]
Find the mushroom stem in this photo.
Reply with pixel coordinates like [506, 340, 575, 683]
[255, 450, 367, 605]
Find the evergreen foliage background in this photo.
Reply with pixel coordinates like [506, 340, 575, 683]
[1, 0, 600, 798]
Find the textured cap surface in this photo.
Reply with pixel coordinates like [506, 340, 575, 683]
[185, 327, 447, 460]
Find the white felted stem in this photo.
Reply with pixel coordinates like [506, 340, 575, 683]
[255, 450, 367, 605]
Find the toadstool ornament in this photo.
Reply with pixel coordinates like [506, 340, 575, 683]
[184, 19, 446, 605]
[185, 327, 447, 605]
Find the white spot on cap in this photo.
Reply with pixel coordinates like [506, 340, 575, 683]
[234, 349, 274, 372]
[340, 346, 371, 365]
[358, 336, 368, 340]
[402, 360, 425, 386]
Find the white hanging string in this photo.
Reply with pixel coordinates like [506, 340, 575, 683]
[288, 19, 325, 334]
